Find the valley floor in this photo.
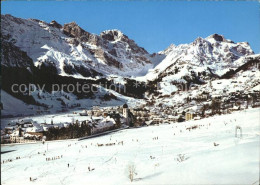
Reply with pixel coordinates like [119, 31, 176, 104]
[1, 108, 260, 185]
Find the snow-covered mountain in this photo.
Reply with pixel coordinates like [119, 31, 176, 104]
[146, 54, 260, 109]
[144, 34, 254, 82]
[1, 14, 154, 78]
[139, 33, 258, 101]
[3, 14, 255, 81]
[1, 14, 259, 117]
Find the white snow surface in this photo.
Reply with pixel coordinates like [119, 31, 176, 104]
[1, 90, 39, 116]
[142, 36, 255, 81]
[1, 108, 259, 185]
[1, 14, 154, 77]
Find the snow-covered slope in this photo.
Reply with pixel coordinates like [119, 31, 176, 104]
[1, 108, 259, 185]
[1, 91, 39, 117]
[137, 34, 258, 103]
[1, 14, 259, 116]
[1, 14, 154, 77]
[1, 85, 144, 117]
[144, 34, 254, 82]
[144, 54, 260, 109]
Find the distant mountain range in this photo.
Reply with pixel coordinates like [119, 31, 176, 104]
[1, 14, 259, 117]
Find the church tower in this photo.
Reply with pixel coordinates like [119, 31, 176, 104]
[123, 103, 129, 124]
[123, 103, 128, 118]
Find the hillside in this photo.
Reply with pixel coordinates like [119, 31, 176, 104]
[1, 14, 259, 117]
[1, 108, 259, 185]
[1, 14, 156, 77]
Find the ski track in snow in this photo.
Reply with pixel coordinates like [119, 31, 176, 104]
[1, 108, 260, 185]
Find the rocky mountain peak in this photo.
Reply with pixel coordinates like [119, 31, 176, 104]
[2, 14, 25, 25]
[50, 20, 62, 29]
[160, 44, 177, 55]
[2, 14, 256, 80]
[144, 33, 256, 85]
[208, 33, 226, 42]
[63, 22, 91, 41]
[100, 29, 124, 41]
[1, 14, 155, 77]
[193, 37, 207, 45]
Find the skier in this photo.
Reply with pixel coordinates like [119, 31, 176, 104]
[68, 163, 69, 168]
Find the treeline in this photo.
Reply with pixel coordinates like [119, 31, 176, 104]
[43, 121, 92, 140]
[42, 119, 121, 141]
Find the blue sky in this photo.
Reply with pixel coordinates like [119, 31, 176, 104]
[2, 1, 260, 53]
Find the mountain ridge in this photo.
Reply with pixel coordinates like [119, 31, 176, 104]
[1, 14, 259, 117]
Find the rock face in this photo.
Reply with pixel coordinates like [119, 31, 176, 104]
[49, 20, 62, 29]
[100, 30, 148, 55]
[146, 33, 254, 80]
[1, 14, 256, 79]
[209, 34, 226, 42]
[1, 14, 154, 77]
[1, 14, 259, 114]
[142, 33, 255, 99]
[100, 29, 122, 41]
[63, 22, 92, 41]
[1, 37, 34, 68]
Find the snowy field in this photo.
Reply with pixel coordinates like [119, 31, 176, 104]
[1, 108, 260, 185]
[1, 111, 100, 129]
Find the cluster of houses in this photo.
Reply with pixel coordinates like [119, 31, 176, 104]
[2, 119, 44, 144]
[1, 104, 130, 144]
[137, 82, 260, 126]
[1, 84, 260, 144]
[132, 105, 201, 126]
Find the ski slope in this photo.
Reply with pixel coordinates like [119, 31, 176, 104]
[1, 108, 260, 185]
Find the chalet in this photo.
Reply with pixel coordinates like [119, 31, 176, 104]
[103, 112, 108, 117]
[24, 132, 43, 140]
[53, 123, 65, 129]
[79, 110, 88, 116]
[204, 110, 212, 117]
[94, 110, 102, 117]
[185, 112, 194, 121]
[9, 135, 25, 143]
[196, 94, 208, 101]
[252, 101, 260, 108]
[132, 108, 149, 117]
[230, 106, 240, 111]
[4, 127, 15, 134]
[167, 115, 178, 123]
[7, 121, 16, 127]
[90, 117, 116, 134]
[194, 116, 201, 120]
[9, 135, 36, 143]
[152, 117, 163, 124]
[1, 134, 10, 144]
[24, 122, 44, 132]
[144, 120, 153, 126]
[16, 119, 33, 128]
[86, 106, 103, 117]
[92, 106, 100, 110]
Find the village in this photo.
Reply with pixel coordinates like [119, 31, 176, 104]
[1, 106, 259, 185]
[1, 83, 260, 144]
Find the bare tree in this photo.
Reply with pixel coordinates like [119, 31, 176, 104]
[128, 163, 137, 182]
